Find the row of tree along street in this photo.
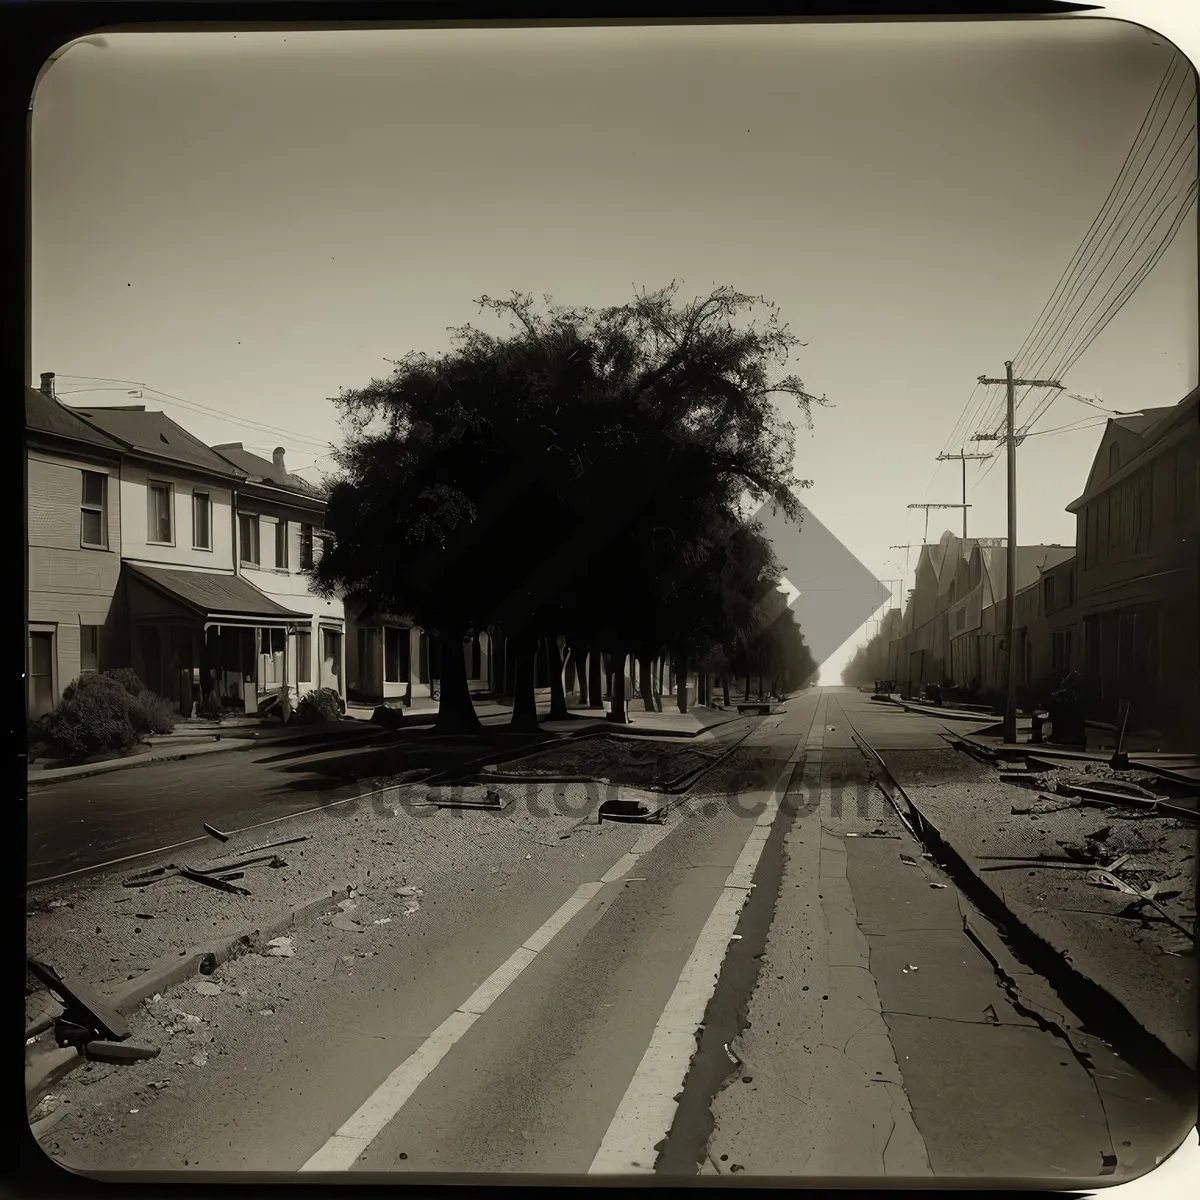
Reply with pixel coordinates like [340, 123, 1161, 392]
[309, 285, 822, 734]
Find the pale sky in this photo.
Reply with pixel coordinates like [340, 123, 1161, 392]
[30, 19, 1197, 683]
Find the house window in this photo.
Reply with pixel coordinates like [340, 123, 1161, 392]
[238, 513, 260, 566]
[275, 520, 289, 570]
[1051, 630, 1072, 673]
[148, 481, 174, 544]
[1177, 442, 1198, 523]
[317, 530, 333, 560]
[296, 630, 312, 682]
[1134, 467, 1153, 553]
[28, 628, 56, 719]
[192, 491, 212, 550]
[384, 627, 409, 684]
[80, 471, 108, 549]
[1043, 575, 1055, 612]
[300, 524, 314, 570]
[80, 624, 100, 673]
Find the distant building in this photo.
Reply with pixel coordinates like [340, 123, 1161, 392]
[1066, 390, 1199, 744]
[25, 375, 126, 718]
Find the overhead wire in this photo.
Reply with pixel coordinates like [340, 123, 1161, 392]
[51, 374, 336, 454]
[969, 56, 1195, 439]
[1013, 60, 1192, 378]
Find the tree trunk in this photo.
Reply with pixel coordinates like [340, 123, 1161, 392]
[434, 627, 482, 735]
[510, 636, 540, 731]
[743, 668, 751, 702]
[567, 642, 588, 704]
[721, 673, 731, 707]
[675, 651, 689, 714]
[588, 645, 604, 709]
[607, 650, 631, 724]
[657, 657, 665, 703]
[638, 652, 657, 712]
[758, 670, 764, 699]
[546, 635, 570, 722]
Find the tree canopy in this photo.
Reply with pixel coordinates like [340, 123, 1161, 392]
[309, 284, 827, 732]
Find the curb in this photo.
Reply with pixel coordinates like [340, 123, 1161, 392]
[27, 739, 259, 787]
[858, 735, 1197, 1085]
[25, 887, 350, 1116]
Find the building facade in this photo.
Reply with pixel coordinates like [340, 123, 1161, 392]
[25, 379, 127, 718]
[1066, 393, 1199, 743]
[52, 396, 347, 718]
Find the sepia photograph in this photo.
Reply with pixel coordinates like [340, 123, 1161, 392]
[22, 11, 1199, 1186]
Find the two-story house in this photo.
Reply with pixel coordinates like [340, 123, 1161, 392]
[25, 375, 125, 718]
[67, 403, 313, 717]
[1066, 390, 1199, 743]
[211, 442, 347, 706]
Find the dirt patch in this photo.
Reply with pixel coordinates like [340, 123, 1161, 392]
[488, 735, 718, 789]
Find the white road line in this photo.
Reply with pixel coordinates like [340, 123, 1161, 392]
[298, 821, 674, 1172]
[587, 762, 795, 1176]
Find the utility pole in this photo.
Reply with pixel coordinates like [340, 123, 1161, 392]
[907, 502, 971, 544]
[975, 362, 1064, 745]
[936, 449, 992, 538]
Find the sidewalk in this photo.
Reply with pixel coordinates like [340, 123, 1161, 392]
[26, 718, 381, 787]
[862, 704, 1198, 1075]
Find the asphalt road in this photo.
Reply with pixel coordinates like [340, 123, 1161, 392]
[25, 726, 559, 883]
[30, 688, 1194, 1184]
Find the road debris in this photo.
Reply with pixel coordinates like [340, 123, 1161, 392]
[899, 853, 918, 866]
[84, 1040, 161, 1064]
[203, 823, 231, 842]
[28, 959, 130, 1043]
[193, 981, 222, 996]
[330, 899, 367, 933]
[264, 937, 295, 958]
[1085, 868, 1196, 941]
[177, 867, 251, 896]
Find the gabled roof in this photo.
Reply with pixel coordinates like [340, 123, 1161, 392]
[1070, 391, 1199, 511]
[26, 386, 125, 453]
[211, 442, 321, 497]
[1111, 407, 1175, 435]
[70, 406, 245, 478]
[978, 544, 1075, 607]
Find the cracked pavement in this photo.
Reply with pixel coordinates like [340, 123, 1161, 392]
[701, 689, 1194, 1184]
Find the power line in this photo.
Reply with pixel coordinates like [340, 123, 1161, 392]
[1006, 55, 1185, 374]
[53, 375, 335, 454]
[971, 61, 1195, 438]
[1033, 123, 1196, 379]
[1014, 59, 1191, 379]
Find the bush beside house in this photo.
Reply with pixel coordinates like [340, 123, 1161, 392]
[294, 687, 343, 724]
[32, 670, 178, 764]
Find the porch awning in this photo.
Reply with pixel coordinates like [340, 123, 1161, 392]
[124, 563, 308, 624]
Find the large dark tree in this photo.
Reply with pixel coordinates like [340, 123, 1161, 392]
[310, 284, 827, 734]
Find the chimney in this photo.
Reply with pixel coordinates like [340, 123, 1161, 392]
[39, 372, 55, 399]
[272, 447, 286, 474]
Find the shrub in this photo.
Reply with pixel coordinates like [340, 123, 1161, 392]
[61, 670, 132, 709]
[294, 687, 342, 724]
[104, 667, 149, 698]
[128, 690, 178, 735]
[40, 677, 138, 762]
